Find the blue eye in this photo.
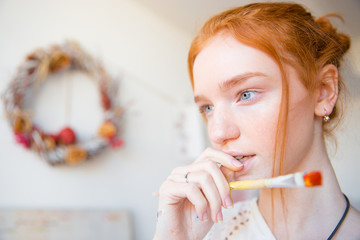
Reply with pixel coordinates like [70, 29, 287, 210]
[240, 91, 256, 101]
[204, 105, 214, 113]
[199, 105, 214, 115]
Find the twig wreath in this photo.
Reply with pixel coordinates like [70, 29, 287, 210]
[2, 41, 124, 166]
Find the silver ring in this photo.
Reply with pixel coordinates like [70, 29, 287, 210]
[185, 172, 190, 183]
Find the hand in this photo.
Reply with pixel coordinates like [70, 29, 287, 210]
[154, 148, 244, 240]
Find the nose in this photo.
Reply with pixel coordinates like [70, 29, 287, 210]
[208, 107, 240, 145]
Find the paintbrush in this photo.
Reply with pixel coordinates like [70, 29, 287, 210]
[229, 171, 322, 190]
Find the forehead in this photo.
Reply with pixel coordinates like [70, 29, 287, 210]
[192, 32, 280, 92]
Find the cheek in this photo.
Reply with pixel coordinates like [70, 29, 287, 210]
[287, 89, 315, 140]
[252, 110, 279, 153]
[286, 75, 316, 145]
[237, 102, 280, 150]
[289, 88, 315, 119]
[285, 97, 316, 161]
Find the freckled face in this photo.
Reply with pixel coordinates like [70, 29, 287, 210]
[193, 32, 316, 179]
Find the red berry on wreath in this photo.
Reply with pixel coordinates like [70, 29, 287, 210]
[58, 127, 76, 145]
[14, 132, 31, 149]
[100, 89, 111, 110]
[110, 138, 124, 148]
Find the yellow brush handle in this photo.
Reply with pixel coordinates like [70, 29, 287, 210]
[229, 179, 266, 190]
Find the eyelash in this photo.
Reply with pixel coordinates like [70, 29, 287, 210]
[199, 105, 213, 116]
[198, 90, 259, 117]
[236, 89, 258, 103]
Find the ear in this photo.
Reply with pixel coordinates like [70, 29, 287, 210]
[314, 64, 339, 118]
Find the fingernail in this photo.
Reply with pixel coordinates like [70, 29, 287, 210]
[216, 210, 223, 223]
[224, 195, 233, 209]
[202, 212, 209, 221]
[232, 159, 243, 168]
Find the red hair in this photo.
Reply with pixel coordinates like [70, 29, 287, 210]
[188, 2, 350, 177]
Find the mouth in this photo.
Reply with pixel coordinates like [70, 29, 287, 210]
[234, 155, 255, 163]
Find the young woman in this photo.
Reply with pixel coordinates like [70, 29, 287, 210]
[154, 2, 360, 239]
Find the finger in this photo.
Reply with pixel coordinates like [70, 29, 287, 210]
[167, 170, 223, 222]
[221, 166, 236, 182]
[196, 147, 244, 171]
[170, 148, 243, 177]
[201, 161, 234, 209]
[171, 161, 233, 208]
[170, 162, 234, 209]
[192, 161, 233, 208]
[171, 156, 241, 177]
[167, 172, 191, 183]
[159, 180, 209, 221]
[184, 171, 223, 222]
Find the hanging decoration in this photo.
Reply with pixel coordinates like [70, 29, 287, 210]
[2, 41, 124, 166]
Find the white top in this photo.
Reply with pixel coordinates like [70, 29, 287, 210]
[204, 198, 276, 240]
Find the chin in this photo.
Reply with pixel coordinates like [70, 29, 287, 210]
[233, 168, 272, 181]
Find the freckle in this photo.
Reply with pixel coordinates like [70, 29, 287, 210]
[233, 216, 237, 220]
[229, 232, 233, 236]
[238, 212, 242, 216]
[234, 226, 239, 230]
[240, 222, 244, 225]
[225, 238, 228, 240]
[246, 218, 249, 222]
[244, 210, 247, 213]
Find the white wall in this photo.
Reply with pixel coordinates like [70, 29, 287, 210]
[0, 0, 196, 239]
[330, 68, 360, 208]
[1, 1, 360, 240]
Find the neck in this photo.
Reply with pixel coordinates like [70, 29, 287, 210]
[258, 157, 346, 240]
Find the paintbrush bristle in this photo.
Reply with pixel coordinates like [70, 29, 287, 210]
[303, 171, 322, 187]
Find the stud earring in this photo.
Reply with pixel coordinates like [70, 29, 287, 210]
[323, 108, 330, 122]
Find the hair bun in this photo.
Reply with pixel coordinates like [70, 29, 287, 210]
[315, 14, 351, 60]
[315, 14, 339, 34]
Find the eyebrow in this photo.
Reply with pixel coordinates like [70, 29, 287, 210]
[219, 72, 267, 91]
[194, 72, 267, 103]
